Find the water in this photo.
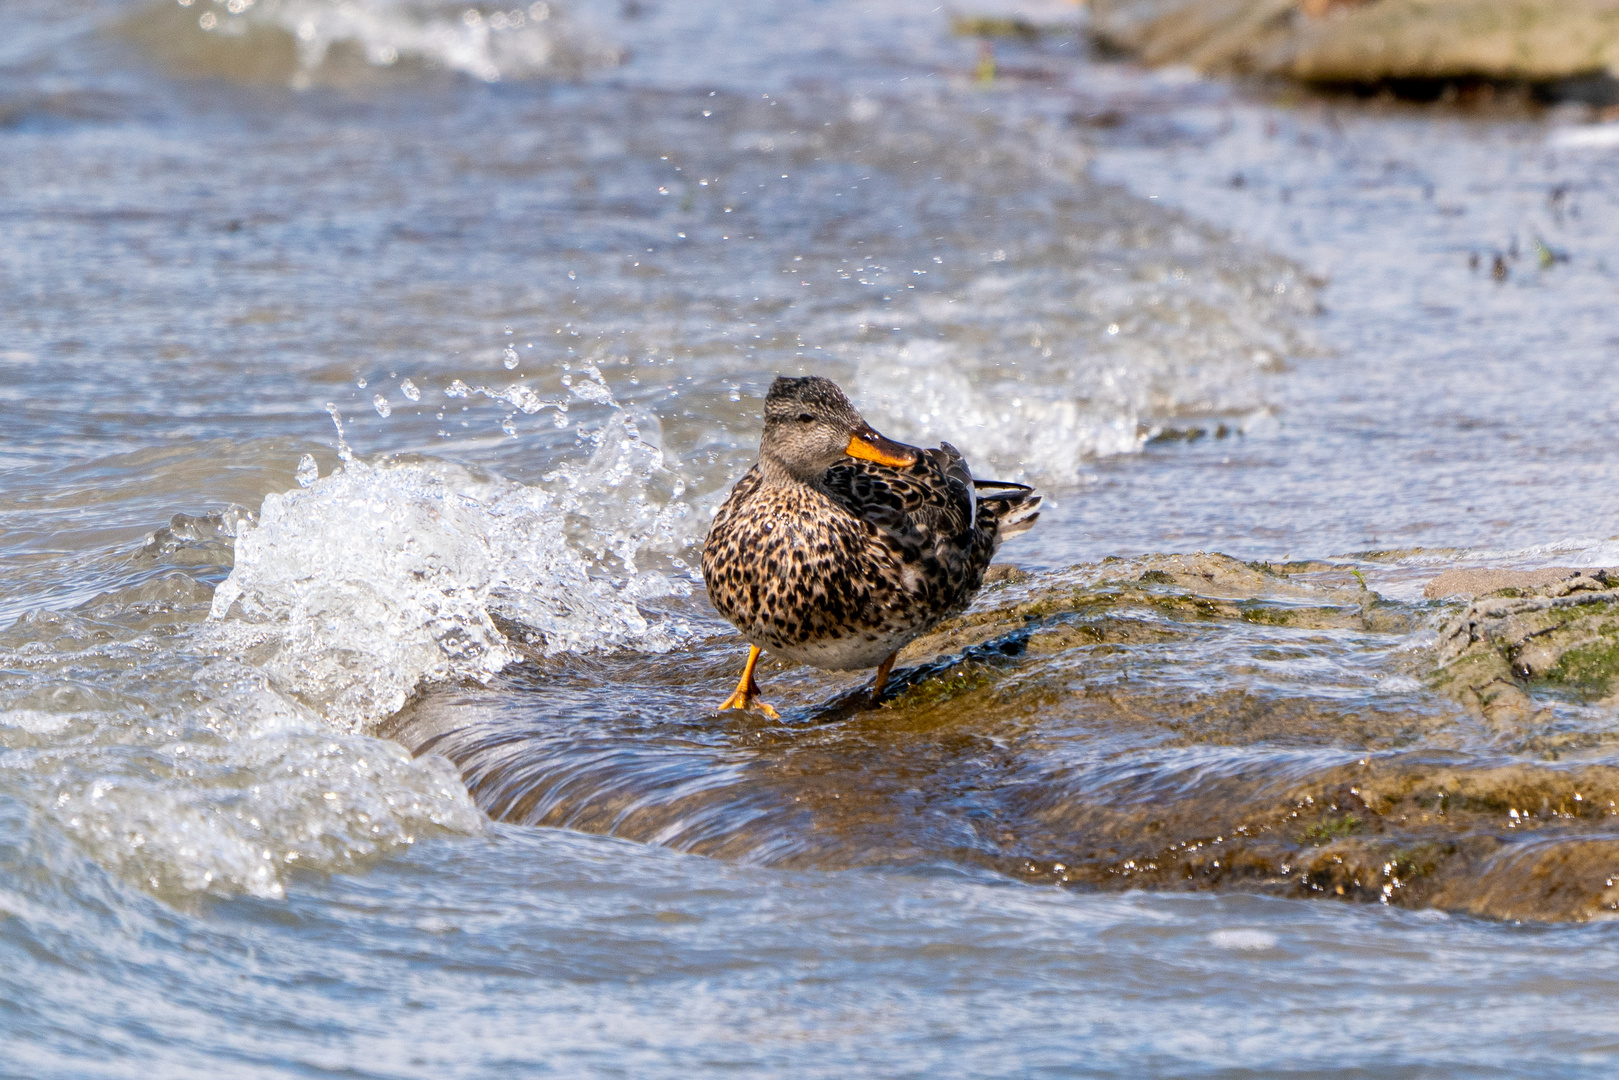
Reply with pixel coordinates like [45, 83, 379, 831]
[5, 0, 1619, 1073]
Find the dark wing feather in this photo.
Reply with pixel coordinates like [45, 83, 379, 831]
[973, 475, 1040, 551]
[972, 478, 1032, 495]
[820, 445, 973, 540]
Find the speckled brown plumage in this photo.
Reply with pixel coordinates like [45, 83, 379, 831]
[701, 376, 1039, 711]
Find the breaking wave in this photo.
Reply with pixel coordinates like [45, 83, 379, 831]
[210, 401, 697, 731]
[0, 390, 700, 899]
[126, 0, 623, 86]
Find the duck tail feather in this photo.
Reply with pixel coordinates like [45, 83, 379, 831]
[973, 478, 1033, 496]
[997, 509, 1039, 541]
[978, 489, 1041, 551]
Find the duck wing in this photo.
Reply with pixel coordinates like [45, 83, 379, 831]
[821, 444, 974, 540]
[823, 439, 1040, 568]
[928, 440, 1039, 545]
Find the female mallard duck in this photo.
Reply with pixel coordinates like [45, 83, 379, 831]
[701, 375, 1040, 716]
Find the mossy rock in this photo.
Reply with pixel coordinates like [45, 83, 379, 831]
[1434, 581, 1619, 720]
[1540, 629, 1619, 700]
[387, 552, 1619, 923]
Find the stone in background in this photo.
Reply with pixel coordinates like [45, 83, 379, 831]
[1088, 0, 1619, 85]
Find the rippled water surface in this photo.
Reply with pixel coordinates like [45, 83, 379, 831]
[5, 0, 1619, 1074]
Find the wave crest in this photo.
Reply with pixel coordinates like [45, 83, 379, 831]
[210, 418, 693, 730]
[126, 0, 623, 86]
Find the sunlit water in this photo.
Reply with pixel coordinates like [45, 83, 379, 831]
[4, 0, 1619, 1074]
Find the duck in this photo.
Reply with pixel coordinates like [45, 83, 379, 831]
[700, 375, 1040, 717]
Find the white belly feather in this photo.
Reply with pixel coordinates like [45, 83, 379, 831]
[769, 628, 918, 671]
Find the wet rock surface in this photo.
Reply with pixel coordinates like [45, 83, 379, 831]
[387, 554, 1619, 923]
[1423, 565, 1612, 600]
[1433, 568, 1619, 727]
[1088, 0, 1619, 86]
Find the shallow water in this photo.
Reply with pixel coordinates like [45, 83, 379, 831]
[5, 0, 1619, 1073]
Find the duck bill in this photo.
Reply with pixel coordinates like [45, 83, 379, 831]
[844, 426, 919, 468]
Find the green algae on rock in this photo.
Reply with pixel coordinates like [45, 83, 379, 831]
[1432, 569, 1619, 726]
[387, 554, 1619, 923]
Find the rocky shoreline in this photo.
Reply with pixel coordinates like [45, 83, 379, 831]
[387, 555, 1619, 925]
[896, 557, 1619, 921]
[1083, 0, 1619, 98]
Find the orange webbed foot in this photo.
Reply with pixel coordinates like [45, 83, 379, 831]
[717, 644, 780, 718]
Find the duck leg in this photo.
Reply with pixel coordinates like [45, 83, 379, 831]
[870, 651, 898, 702]
[717, 644, 779, 718]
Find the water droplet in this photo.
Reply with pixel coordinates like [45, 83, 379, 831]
[503, 346, 520, 369]
[325, 404, 353, 462]
[373, 394, 391, 418]
[501, 416, 517, 436]
[400, 379, 421, 401]
[356, 377, 367, 388]
[295, 454, 319, 487]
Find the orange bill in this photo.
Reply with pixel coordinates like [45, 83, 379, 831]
[844, 427, 919, 468]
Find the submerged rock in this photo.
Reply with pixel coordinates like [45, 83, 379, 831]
[1088, 0, 1619, 86]
[388, 553, 1619, 923]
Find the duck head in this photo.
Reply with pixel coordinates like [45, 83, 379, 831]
[759, 376, 918, 482]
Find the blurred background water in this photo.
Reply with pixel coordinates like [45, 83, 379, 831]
[4, 0, 1619, 1075]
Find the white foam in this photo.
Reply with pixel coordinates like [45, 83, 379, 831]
[1209, 928, 1278, 951]
[0, 708, 71, 734]
[853, 340, 1142, 485]
[1383, 537, 1619, 573]
[208, 411, 693, 730]
[1549, 124, 1619, 150]
[826, 210, 1314, 486]
[190, 0, 622, 85]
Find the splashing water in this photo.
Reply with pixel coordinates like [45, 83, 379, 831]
[0, 588, 484, 902]
[154, 0, 624, 86]
[852, 340, 1144, 478]
[0, 384, 699, 904]
[209, 412, 695, 731]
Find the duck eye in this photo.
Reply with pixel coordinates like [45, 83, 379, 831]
[797, 413, 815, 423]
